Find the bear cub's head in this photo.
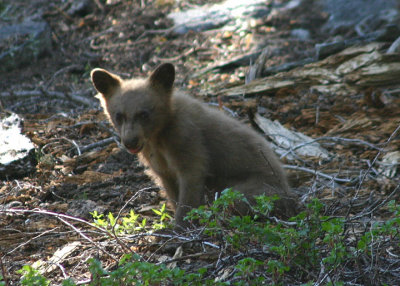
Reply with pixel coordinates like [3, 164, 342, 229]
[91, 63, 175, 154]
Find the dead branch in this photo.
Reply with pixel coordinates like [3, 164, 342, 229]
[79, 27, 114, 44]
[246, 48, 269, 84]
[3, 228, 60, 257]
[349, 185, 400, 222]
[89, 37, 149, 50]
[0, 89, 95, 107]
[56, 216, 118, 261]
[111, 187, 159, 255]
[288, 136, 384, 152]
[92, 0, 104, 10]
[44, 64, 83, 90]
[156, 251, 219, 266]
[79, 137, 118, 154]
[343, 123, 400, 232]
[193, 50, 262, 77]
[1, 208, 118, 261]
[126, 232, 220, 250]
[283, 164, 355, 184]
[355, 123, 400, 196]
[41, 137, 82, 156]
[154, 47, 196, 62]
[264, 58, 314, 76]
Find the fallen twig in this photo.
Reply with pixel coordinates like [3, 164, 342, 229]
[44, 64, 83, 90]
[41, 137, 82, 156]
[0, 89, 95, 107]
[156, 251, 219, 266]
[193, 50, 262, 78]
[349, 185, 400, 222]
[284, 164, 355, 184]
[356, 124, 400, 195]
[126, 232, 220, 250]
[80, 27, 114, 44]
[3, 228, 60, 257]
[1, 208, 118, 261]
[291, 136, 384, 152]
[56, 216, 118, 261]
[112, 187, 159, 255]
[79, 137, 118, 154]
[279, 135, 382, 160]
[343, 123, 400, 232]
[154, 47, 196, 62]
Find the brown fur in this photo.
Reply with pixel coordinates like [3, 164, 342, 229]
[91, 63, 297, 228]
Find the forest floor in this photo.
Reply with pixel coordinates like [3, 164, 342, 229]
[1, 0, 400, 284]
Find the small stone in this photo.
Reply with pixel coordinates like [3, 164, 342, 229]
[387, 36, 400, 53]
[291, 28, 311, 40]
[67, 0, 93, 17]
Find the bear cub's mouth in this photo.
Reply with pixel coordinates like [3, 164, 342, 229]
[124, 144, 143, 154]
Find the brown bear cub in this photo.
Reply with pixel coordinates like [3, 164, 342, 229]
[91, 63, 297, 228]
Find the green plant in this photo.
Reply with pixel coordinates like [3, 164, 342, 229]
[356, 200, 400, 255]
[152, 203, 173, 230]
[91, 204, 172, 234]
[61, 279, 77, 286]
[0, 275, 5, 286]
[186, 188, 250, 237]
[234, 257, 265, 285]
[187, 190, 357, 283]
[17, 265, 50, 286]
[14, 190, 400, 284]
[87, 254, 213, 286]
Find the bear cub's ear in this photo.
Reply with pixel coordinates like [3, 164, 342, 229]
[149, 63, 175, 92]
[91, 68, 121, 98]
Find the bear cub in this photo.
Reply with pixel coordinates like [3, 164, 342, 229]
[91, 63, 297, 228]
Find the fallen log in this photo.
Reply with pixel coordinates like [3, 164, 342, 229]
[215, 42, 399, 97]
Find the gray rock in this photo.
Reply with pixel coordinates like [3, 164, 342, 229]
[67, 0, 93, 17]
[321, 0, 399, 35]
[168, 0, 270, 35]
[0, 19, 52, 72]
[0, 113, 36, 179]
[291, 28, 311, 40]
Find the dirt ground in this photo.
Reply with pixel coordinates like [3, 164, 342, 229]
[1, 0, 400, 284]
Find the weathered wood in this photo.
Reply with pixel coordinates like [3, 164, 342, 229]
[246, 48, 269, 84]
[215, 43, 396, 97]
[264, 58, 314, 76]
[254, 114, 330, 160]
[193, 50, 262, 77]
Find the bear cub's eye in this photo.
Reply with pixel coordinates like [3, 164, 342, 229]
[137, 110, 150, 121]
[115, 112, 125, 125]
